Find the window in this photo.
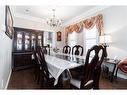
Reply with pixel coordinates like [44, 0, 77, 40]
[44, 32, 53, 47]
[67, 25, 99, 55]
[68, 31, 77, 48]
[85, 25, 98, 51]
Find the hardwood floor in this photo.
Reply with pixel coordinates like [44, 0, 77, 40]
[8, 68, 40, 89]
[7, 68, 127, 89]
[100, 76, 127, 89]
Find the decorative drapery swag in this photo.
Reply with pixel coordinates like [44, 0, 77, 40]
[64, 14, 104, 44]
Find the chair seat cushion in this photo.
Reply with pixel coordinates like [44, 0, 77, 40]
[70, 78, 93, 89]
[84, 80, 93, 87]
[70, 78, 81, 88]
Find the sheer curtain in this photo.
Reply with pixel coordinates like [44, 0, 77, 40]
[65, 14, 103, 56]
[67, 25, 99, 55]
[84, 25, 99, 52]
[68, 31, 77, 48]
[43, 32, 53, 47]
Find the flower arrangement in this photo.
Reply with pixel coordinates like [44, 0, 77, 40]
[53, 47, 59, 53]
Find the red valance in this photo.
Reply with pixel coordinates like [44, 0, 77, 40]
[82, 16, 96, 29]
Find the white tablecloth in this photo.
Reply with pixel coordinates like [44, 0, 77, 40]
[45, 53, 84, 85]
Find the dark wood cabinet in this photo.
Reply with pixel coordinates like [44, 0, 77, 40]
[12, 52, 33, 70]
[12, 27, 43, 71]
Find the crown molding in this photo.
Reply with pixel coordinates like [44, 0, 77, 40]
[63, 6, 111, 26]
[14, 13, 45, 23]
[13, 6, 111, 27]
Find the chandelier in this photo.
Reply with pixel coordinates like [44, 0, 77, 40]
[47, 9, 62, 27]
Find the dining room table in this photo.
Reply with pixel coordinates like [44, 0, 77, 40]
[44, 52, 86, 85]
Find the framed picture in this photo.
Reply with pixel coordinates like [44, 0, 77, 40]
[5, 6, 14, 39]
[57, 31, 61, 41]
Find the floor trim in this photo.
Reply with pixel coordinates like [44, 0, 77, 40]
[4, 70, 12, 89]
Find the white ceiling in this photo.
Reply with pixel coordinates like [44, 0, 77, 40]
[11, 6, 95, 23]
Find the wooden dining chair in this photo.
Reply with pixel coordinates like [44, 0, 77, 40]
[63, 45, 71, 54]
[37, 47, 55, 88]
[72, 45, 83, 56]
[32, 46, 55, 88]
[32, 46, 44, 83]
[70, 45, 105, 89]
[33, 51, 43, 84]
[42, 46, 47, 54]
[42, 45, 50, 55]
[32, 46, 40, 82]
[69, 45, 84, 79]
[40, 46, 68, 88]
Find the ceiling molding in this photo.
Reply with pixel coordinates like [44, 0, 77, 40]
[13, 6, 111, 27]
[14, 13, 45, 23]
[63, 6, 111, 26]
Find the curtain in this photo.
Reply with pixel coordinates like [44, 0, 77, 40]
[96, 14, 104, 36]
[64, 23, 82, 44]
[64, 14, 104, 44]
[82, 16, 96, 29]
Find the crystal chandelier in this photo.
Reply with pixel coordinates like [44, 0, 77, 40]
[47, 9, 62, 27]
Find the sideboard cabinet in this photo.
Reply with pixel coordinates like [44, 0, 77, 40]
[12, 27, 43, 71]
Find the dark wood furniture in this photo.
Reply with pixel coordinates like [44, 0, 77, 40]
[63, 45, 71, 54]
[12, 27, 43, 71]
[42, 45, 50, 55]
[35, 46, 55, 88]
[12, 52, 33, 71]
[69, 45, 84, 79]
[70, 45, 105, 89]
[115, 59, 127, 80]
[103, 59, 120, 82]
[72, 45, 83, 56]
[32, 47, 42, 84]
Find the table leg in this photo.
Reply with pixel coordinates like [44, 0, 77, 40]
[115, 67, 119, 79]
[110, 64, 117, 82]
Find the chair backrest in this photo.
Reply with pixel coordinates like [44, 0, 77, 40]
[32, 46, 40, 65]
[42, 46, 50, 55]
[37, 46, 50, 79]
[42, 46, 48, 54]
[33, 46, 43, 66]
[81, 45, 104, 89]
[63, 45, 71, 54]
[72, 45, 83, 56]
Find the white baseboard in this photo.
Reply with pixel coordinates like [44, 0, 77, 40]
[4, 70, 12, 89]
